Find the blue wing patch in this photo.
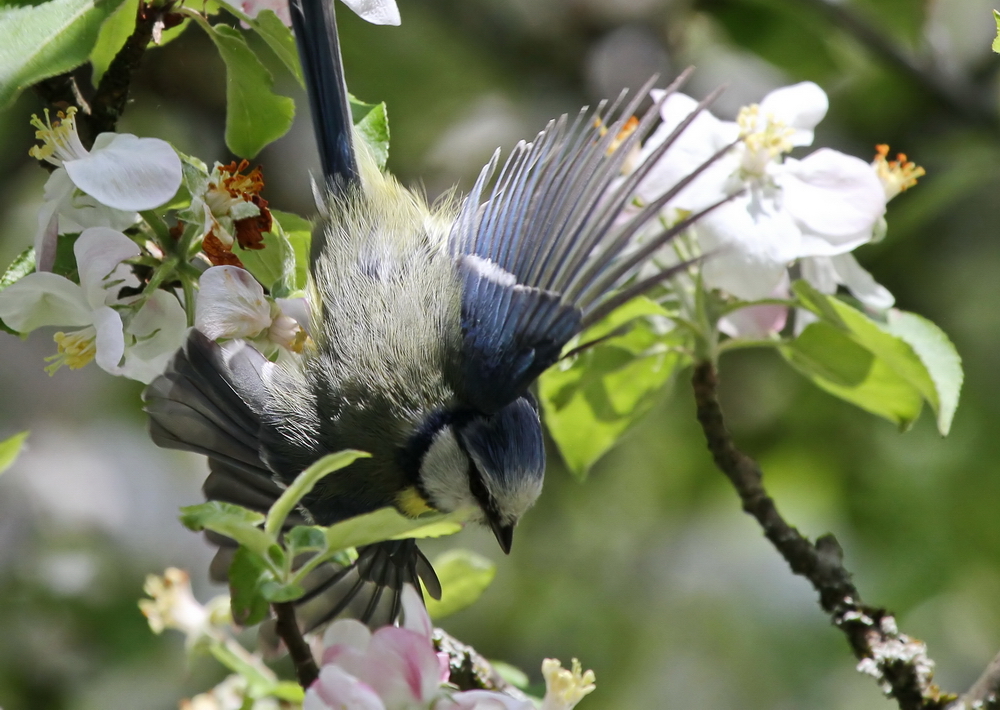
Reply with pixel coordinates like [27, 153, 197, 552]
[457, 255, 580, 414]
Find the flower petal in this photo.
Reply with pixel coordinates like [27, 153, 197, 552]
[241, 0, 292, 24]
[195, 266, 272, 340]
[64, 134, 182, 211]
[120, 290, 188, 383]
[442, 690, 535, 710]
[758, 81, 828, 146]
[781, 149, 886, 252]
[400, 584, 433, 639]
[306, 665, 386, 710]
[340, 0, 400, 25]
[75, 227, 142, 309]
[830, 253, 895, 310]
[696, 195, 801, 300]
[0, 272, 91, 331]
[322, 618, 372, 658]
[92, 305, 126, 374]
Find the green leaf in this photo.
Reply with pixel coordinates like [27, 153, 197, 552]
[247, 8, 302, 86]
[0, 0, 122, 108]
[228, 546, 271, 626]
[259, 580, 305, 603]
[539, 297, 687, 479]
[885, 310, 963, 435]
[0, 247, 36, 334]
[785, 280, 955, 432]
[425, 549, 496, 619]
[0, 431, 29, 475]
[237, 224, 291, 292]
[491, 661, 530, 690]
[264, 450, 369, 537]
[179, 501, 273, 557]
[781, 320, 924, 428]
[323, 507, 466, 554]
[88, 0, 134, 84]
[354, 101, 389, 170]
[993, 10, 1000, 53]
[194, 17, 295, 158]
[271, 209, 311, 293]
[285, 525, 326, 554]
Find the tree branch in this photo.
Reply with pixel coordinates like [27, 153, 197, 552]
[434, 628, 530, 698]
[948, 648, 1000, 710]
[691, 360, 952, 710]
[271, 602, 319, 688]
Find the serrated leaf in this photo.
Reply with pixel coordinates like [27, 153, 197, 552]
[540, 297, 686, 479]
[885, 310, 963, 435]
[88, 0, 134, 84]
[194, 17, 294, 158]
[323, 507, 466, 554]
[247, 8, 302, 85]
[271, 209, 311, 293]
[425, 549, 496, 619]
[0, 0, 122, 108]
[264, 450, 369, 536]
[228, 546, 271, 626]
[179, 501, 272, 557]
[237, 224, 291, 292]
[354, 101, 389, 169]
[786, 280, 949, 431]
[0, 431, 29, 475]
[781, 320, 924, 428]
[259, 580, 305, 603]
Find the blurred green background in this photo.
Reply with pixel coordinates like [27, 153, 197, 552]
[2, 0, 1000, 708]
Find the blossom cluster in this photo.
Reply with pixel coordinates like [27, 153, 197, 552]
[632, 81, 923, 338]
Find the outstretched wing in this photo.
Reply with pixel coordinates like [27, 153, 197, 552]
[449, 75, 730, 414]
[144, 331, 440, 631]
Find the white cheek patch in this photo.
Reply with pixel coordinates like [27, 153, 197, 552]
[420, 426, 480, 518]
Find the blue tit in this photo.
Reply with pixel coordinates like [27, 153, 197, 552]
[144, 0, 726, 631]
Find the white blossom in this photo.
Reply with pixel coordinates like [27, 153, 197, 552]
[0, 227, 186, 382]
[28, 108, 182, 271]
[636, 82, 887, 302]
[241, 0, 400, 27]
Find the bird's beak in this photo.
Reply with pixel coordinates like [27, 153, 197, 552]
[489, 516, 514, 555]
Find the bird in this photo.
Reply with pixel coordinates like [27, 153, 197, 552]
[143, 0, 729, 632]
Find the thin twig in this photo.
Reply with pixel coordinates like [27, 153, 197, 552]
[691, 360, 951, 710]
[948, 648, 1000, 710]
[272, 602, 319, 688]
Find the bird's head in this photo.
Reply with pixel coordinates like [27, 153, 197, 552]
[403, 396, 545, 553]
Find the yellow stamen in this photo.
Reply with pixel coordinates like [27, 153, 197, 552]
[28, 107, 88, 166]
[873, 144, 925, 200]
[542, 658, 596, 709]
[45, 328, 97, 374]
[737, 104, 796, 178]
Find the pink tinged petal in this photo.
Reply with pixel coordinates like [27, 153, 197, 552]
[719, 302, 788, 339]
[241, 0, 292, 25]
[63, 134, 182, 211]
[0, 273, 91, 331]
[443, 690, 535, 710]
[322, 619, 372, 658]
[340, 0, 400, 25]
[366, 627, 445, 705]
[75, 227, 142, 309]
[400, 584, 433, 639]
[120, 290, 188, 383]
[92, 305, 126, 374]
[780, 149, 886, 251]
[830, 253, 895, 310]
[758, 81, 828, 146]
[307, 665, 386, 710]
[195, 266, 272, 340]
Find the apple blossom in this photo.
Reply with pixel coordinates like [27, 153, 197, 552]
[195, 265, 308, 353]
[634, 82, 887, 302]
[28, 107, 182, 271]
[0, 227, 187, 382]
[187, 160, 273, 267]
